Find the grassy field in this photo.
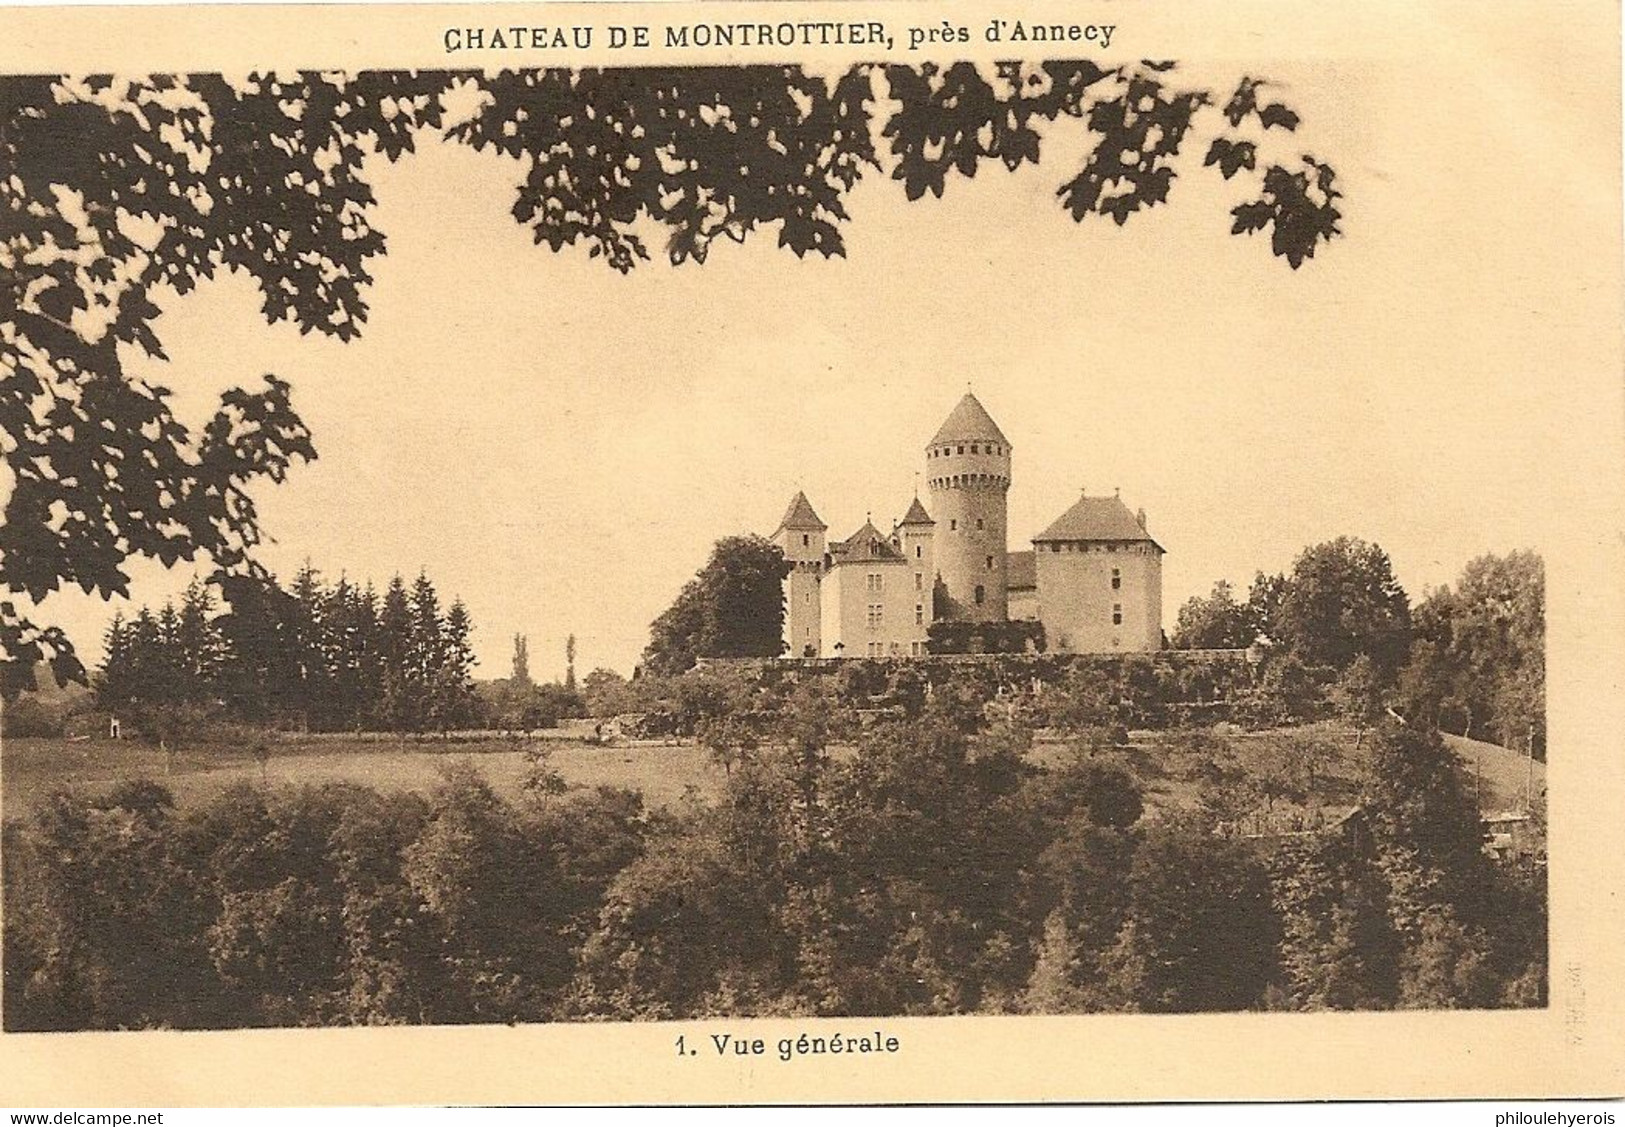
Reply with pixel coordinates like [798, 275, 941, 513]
[0, 732, 722, 820]
[0, 723, 1543, 823]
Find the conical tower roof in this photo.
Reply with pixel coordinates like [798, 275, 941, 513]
[929, 392, 1010, 448]
[899, 496, 934, 526]
[775, 490, 827, 532]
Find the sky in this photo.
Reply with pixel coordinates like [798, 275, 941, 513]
[30, 34, 1624, 684]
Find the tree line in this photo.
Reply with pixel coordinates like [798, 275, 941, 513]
[640, 535, 1543, 758]
[97, 567, 478, 735]
[1172, 541, 1543, 756]
[3, 704, 1543, 1031]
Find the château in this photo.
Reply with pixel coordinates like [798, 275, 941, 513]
[771, 392, 1164, 658]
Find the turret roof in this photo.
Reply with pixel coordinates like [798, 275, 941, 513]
[775, 490, 827, 532]
[929, 392, 1010, 448]
[1035, 493, 1163, 550]
[832, 520, 904, 563]
[898, 496, 934, 526]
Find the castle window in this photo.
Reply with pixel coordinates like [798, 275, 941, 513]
[867, 573, 883, 592]
[957, 445, 964, 454]
[985, 555, 994, 570]
[915, 604, 924, 625]
[915, 572, 923, 590]
[867, 604, 884, 628]
[1111, 567, 1121, 590]
[1112, 604, 1123, 626]
[915, 545, 922, 559]
[950, 519, 958, 531]
[970, 444, 978, 454]
[974, 584, 986, 606]
[977, 518, 984, 530]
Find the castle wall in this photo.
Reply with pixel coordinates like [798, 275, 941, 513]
[1035, 541, 1163, 653]
[1008, 587, 1040, 622]
[822, 560, 930, 657]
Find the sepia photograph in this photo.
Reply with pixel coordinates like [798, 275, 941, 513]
[0, 0, 1619, 1107]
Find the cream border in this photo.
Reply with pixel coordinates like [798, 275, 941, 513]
[0, 0, 1620, 1105]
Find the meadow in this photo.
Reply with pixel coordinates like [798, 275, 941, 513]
[0, 720, 1541, 824]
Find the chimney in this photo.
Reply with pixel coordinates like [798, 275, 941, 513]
[1136, 507, 1147, 530]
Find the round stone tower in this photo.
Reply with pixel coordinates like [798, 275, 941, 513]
[925, 392, 1011, 622]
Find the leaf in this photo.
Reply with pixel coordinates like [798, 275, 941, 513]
[1260, 103, 1301, 131]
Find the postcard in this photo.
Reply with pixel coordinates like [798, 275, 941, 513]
[0, 0, 1620, 1106]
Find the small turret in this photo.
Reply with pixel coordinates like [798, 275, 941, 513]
[895, 496, 936, 631]
[772, 491, 827, 658]
[773, 490, 827, 564]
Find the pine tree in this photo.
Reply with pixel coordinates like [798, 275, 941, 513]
[409, 572, 444, 685]
[379, 576, 417, 731]
[290, 563, 332, 731]
[323, 576, 362, 730]
[354, 582, 385, 727]
[153, 600, 185, 705]
[440, 599, 477, 729]
[175, 578, 226, 700]
[97, 612, 136, 712]
[564, 634, 577, 695]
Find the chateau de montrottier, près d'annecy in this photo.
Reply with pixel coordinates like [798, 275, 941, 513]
[770, 392, 1165, 659]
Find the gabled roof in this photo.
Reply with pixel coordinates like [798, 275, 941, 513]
[831, 520, 904, 563]
[1006, 550, 1037, 591]
[898, 496, 934, 526]
[1034, 493, 1163, 550]
[929, 392, 1010, 448]
[775, 490, 827, 532]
